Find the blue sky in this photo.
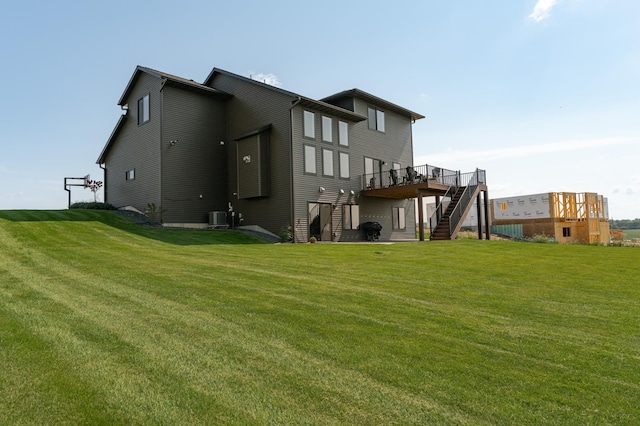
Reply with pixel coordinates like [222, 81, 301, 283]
[1, 0, 638, 219]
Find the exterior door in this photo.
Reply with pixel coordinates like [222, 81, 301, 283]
[364, 157, 383, 189]
[308, 202, 333, 241]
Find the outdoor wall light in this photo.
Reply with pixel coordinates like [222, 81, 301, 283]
[170, 139, 178, 146]
[220, 141, 225, 145]
[339, 189, 345, 194]
[350, 190, 355, 195]
[319, 186, 325, 193]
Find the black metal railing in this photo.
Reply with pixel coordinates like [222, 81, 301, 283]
[361, 163, 458, 191]
[429, 168, 486, 237]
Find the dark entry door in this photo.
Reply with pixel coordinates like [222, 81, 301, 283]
[309, 202, 333, 241]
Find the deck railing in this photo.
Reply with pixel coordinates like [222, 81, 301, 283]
[361, 163, 458, 191]
[429, 168, 487, 236]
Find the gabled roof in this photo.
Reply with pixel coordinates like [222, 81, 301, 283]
[97, 113, 126, 164]
[204, 68, 367, 123]
[321, 89, 425, 122]
[117, 66, 231, 106]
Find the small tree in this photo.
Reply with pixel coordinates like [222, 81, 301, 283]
[85, 180, 103, 202]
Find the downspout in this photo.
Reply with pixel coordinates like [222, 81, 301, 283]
[99, 163, 106, 204]
[289, 96, 302, 242]
[160, 79, 166, 220]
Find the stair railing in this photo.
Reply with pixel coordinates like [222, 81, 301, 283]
[429, 179, 457, 233]
[446, 169, 483, 236]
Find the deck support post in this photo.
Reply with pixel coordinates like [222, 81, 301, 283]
[477, 192, 483, 239]
[417, 192, 425, 241]
[484, 189, 490, 240]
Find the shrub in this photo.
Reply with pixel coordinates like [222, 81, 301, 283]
[529, 234, 556, 244]
[70, 202, 116, 210]
[279, 225, 292, 243]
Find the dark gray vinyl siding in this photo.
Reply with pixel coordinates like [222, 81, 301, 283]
[291, 97, 416, 241]
[161, 85, 228, 223]
[291, 105, 364, 242]
[104, 73, 162, 212]
[352, 98, 416, 240]
[236, 132, 270, 199]
[208, 74, 293, 236]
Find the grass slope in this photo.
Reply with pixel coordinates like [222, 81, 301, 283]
[1, 210, 639, 424]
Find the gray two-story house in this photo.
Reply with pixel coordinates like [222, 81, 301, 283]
[97, 65, 489, 242]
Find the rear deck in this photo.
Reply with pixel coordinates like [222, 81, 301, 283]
[361, 164, 489, 241]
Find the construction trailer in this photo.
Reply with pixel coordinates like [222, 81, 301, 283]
[491, 192, 610, 244]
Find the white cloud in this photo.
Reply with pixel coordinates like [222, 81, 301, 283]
[417, 136, 637, 167]
[250, 72, 282, 87]
[529, 0, 558, 22]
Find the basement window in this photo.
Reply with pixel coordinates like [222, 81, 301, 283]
[343, 204, 359, 230]
[392, 207, 406, 230]
[562, 227, 571, 237]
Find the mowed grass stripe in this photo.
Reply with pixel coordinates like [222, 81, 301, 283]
[1, 219, 460, 423]
[1, 210, 639, 424]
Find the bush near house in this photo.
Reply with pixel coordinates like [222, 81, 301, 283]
[1, 210, 639, 424]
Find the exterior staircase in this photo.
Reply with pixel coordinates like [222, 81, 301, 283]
[430, 179, 485, 240]
[430, 187, 466, 240]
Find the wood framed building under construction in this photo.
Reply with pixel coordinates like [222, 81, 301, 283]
[491, 192, 610, 244]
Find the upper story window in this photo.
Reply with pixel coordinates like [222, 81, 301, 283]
[322, 116, 333, 143]
[322, 148, 334, 177]
[338, 121, 349, 146]
[138, 94, 149, 125]
[303, 110, 315, 139]
[367, 107, 385, 132]
[339, 152, 350, 179]
[304, 144, 316, 174]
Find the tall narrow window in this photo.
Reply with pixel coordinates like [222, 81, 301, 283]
[322, 116, 333, 143]
[339, 152, 350, 179]
[304, 110, 315, 139]
[304, 145, 316, 174]
[343, 204, 360, 230]
[392, 207, 406, 230]
[367, 106, 385, 132]
[338, 121, 349, 146]
[138, 94, 149, 125]
[322, 148, 334, 177]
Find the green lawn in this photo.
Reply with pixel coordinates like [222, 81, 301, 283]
[1, 210, 639, 424]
